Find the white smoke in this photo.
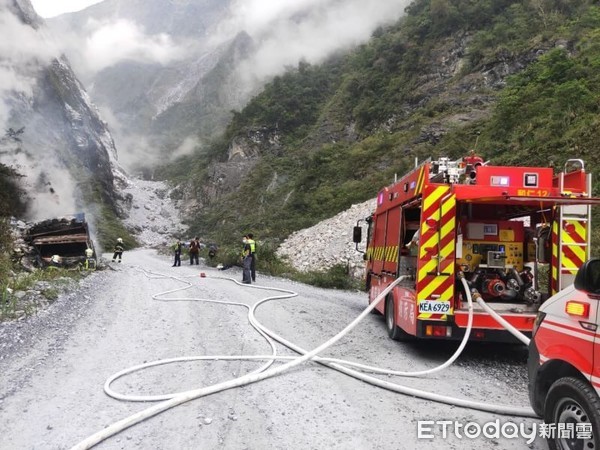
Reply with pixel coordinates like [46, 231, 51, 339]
[25, 160, 79, 221]
[169, 136, 201, 161]
[2, 137, 79, 221]
[0, 4, 80, 220]
[216, 0, 412, 81]
[0, 5, 58, 129]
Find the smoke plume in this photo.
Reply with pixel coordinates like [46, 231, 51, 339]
[0, 3, 90, 221]
[216, 0, 412, 82]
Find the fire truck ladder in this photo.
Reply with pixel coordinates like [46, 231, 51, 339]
[553, 159, 592, 293]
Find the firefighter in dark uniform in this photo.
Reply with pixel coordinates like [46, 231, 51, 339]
[112, 238, 124, 263]
[189, 237, 200, 265]
[241, 235, 252, 284]
[246, 233, 257, 282]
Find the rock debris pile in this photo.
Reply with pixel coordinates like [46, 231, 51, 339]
[120, 179, 187, 247]
[276, 199, 375, 278]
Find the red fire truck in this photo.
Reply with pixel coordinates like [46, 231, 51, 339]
[353, 153, 600, 342]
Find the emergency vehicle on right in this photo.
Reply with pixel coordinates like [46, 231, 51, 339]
[528, 258, 600, 449]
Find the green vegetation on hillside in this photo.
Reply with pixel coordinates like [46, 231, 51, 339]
[0, 164, 27, 219]
[0, 130, 29, 286]
[229, 59, 345, 143]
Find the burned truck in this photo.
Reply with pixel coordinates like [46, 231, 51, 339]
[27, 214, 96, 269]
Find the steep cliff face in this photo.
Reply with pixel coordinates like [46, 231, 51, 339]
[151, 31, 256, 150]
[1, 0, 123, 227]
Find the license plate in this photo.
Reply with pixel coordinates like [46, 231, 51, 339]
[419, 300, 451, 314]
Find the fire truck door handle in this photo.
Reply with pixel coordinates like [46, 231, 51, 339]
[579, 321, 598, 332]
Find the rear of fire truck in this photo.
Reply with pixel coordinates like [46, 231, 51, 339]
[354, 154, 600, 342]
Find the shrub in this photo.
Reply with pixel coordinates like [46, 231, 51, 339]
[0, 218, 13, 287]
[295, 264, 362, 290]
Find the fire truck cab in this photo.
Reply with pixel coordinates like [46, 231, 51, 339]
[528, 258, 600, 449]
[354, 154, 600, 342]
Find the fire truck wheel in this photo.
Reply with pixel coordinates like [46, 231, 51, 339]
[385, 296, 412, 341]
[544, 376, 600, 450]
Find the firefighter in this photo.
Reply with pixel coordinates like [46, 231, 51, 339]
[241, 235, 252, 284]
[172, 239, 182, 267]
[407, 229, 419, 256]
[189, 237, 200, 265]
[50, 254, 62, 267]
[112, 238, 124, 263]
[84, 247, 95, 270]
[208, 244, 217, 259]
[246, 233, 257, 282]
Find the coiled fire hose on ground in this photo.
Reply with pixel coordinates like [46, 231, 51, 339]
[71, 269, 536, 450]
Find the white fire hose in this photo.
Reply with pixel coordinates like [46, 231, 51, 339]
[71, 270, 537, 449]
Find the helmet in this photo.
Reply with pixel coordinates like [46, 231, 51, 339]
[117, 238, 123, 243]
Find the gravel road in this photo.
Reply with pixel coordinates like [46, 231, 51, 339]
[0, 249, 547, 449]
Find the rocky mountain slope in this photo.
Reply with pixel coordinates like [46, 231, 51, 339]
[119, 178, 186, 247]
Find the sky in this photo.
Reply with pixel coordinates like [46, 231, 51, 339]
[30, 0, 103, 18]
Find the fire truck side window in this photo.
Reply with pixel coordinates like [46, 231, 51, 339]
[589, 260, 600, 294]
[402, 208, 421, 247]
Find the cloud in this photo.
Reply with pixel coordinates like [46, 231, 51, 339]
[105, 131, 200, 174]
[21, 0, 411, 175]
[63, 18, 189, 76]
[93, 104, 156, 172]
[216, 0, 411, 81]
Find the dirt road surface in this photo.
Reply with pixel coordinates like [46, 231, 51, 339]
[0, 249, 546, 449]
